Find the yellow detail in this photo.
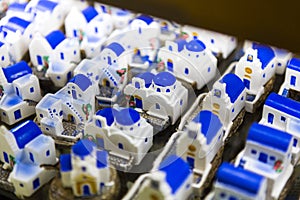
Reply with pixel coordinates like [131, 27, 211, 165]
[244, 75, 251, 79]
[192, 32, 198, 37]
[212, 110, 219, 115]
[245, 67, 252, 74]
[213, 103, 220, 110]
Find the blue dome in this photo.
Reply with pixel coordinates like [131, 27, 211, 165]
[96, 108, 116, 126]
[137, 72, 155, 88]
[186, 36, 206, 52]
[114, 108, 140, 126]
[72, 139, 96, 158]
[153, 72, 176, 87]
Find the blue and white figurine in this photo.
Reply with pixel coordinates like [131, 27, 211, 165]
[0, 61, 42, 125]
[206, 162, 267, 200]
[259, 93, 300, 165]
[84, 107, 153, 169]
[0, 120, 57, 198]
[123, 155, 193, 200]
[157, 33, 217, 90]
[235, 123, 294, 199]
[235, 43, 276, 112]
[60, 139, 113, 197]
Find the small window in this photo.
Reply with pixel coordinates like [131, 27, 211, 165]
[168, 46, 172, 51]
[166, 89, 170, 93]
[145, 138, 148, 143]
[3, 152, 9, 163]
[135, 82, 140, 89]
[278, 62, 282, 66]
[180, 99, 183, 106]
[33, 178, 40, 190]
[156, 103, 160, 110]
[229, 196, 237, 200]
[1, 56, 4, 61]
[40, 114, 43, 118]
[118, 143, 124, 149]
[156, 88, 161, 92]
[263, 73, 266, 78]
[29, 152, 34, 162]
[214, 89, 221, 98]
[281, 116, 286, 122]
[73, 50, 76, 55]
[14, 109, 21, 120]
[211, 39, 214, 44]
[241, 96, 244, 101]
[82, 166, 86, 171]
[19, 183, 24, 187]
[218, 134, 221, 140]
[220, 192, 226, 198]
[251, 149, 257, 155]
[60, 52, 64, 60]
[46, 150, 50, 156]
[37, 55, 43, 65]
[268, 113, 274, 124]
[232, 108, 234, 113]
[208, 67, 211, 72]
[184, 68, 189, 75]
[3, 112, 6, 116]
[290, 75, 296, 86]
[59, 111, 63, 116]
[30, 87, 34, 93]
[293, 138, 298, 147]
[95, 27, 98, 33]
[270, 156, 276, 161]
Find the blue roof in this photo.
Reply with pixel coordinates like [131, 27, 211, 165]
[45, 30, 65, 49]
[159, 155, 191, 194]
[153, 72, 176, 87]
[6, 17, 31, 33]
[217, 162, 264, 195]
[220, 73, 245, 103]
[8, 2, 27, 11]
[174, 39, 187, 52]
[60, 154, 72, 172]
[114, 108, 140, 126]
[265, 93, 300, 119]
[10, 120, 42, 149]
[105, 42, 125, 57]
[252, 43, 275, 69]
[2, 61, 32, 83]
[96, 108, 116, 126]
[192, 110, 222, 144]
[69, 74, 92, 91]
[137, 72, 155, 88]
[82, 6, 98, 23]
[186, 36, 206, 52]
[36, 0, 58, 12]
[72, 139, 96, 158]
[247, 123, 292, 152]
[96, 150, 108, 168]
[287, 58, 300, 72]
[135, 15, 154, 25]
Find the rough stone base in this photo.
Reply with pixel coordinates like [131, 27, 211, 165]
[224, 108, 246, 144]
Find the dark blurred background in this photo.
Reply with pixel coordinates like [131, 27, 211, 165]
[97, 0, 300, 53]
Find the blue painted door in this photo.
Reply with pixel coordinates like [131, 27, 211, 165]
[187, 156, 195, 168]
[268, 113, 274, 124]
[107, 56, 112, 65]
[72, 90, 77, 99]
[135, 97, 143, 109]
[290, 75, 296, 86]
[243, 79, 250, 89]
[3, 152, 9, 163]
[83, 185, 90, 196]
[259, 152, 268, 163]
[37, 55, 43, 65]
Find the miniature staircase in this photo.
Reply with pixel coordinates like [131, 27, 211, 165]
[102, 68, 118, 87]
[64, 102, 84, 122]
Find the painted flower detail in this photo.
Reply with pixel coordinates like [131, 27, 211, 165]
[274, 160, 283, 173]
[82, 103, 92, 120]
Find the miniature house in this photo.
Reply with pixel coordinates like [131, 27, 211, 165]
[234, 123, 294, 199]
[176, 110, 223, 182]
[279, 58, 300, 98]
[235, 43, 276, 97]
[84, 107, 153, 166]
[259, 93, 300, 165]
[0, 16, 35, 62]
[157, 34, 217, 89]
[60, 139, 111, 197]
[36, 74, 97, 138]
[0, 61, 42, 125]
[124, 71, 188, 124]
[29, 30, 80, 69]
[6, 2, 34, 22]
[123, 155, 193, 200]
[110, 6, 134, 29]
[0, 120, 57, 198]
[202, 73, 246, 133]
[0, 41, 11, 67]
[182, 25, 238, 59]
[211, 162, 267, 200]
[65, 6, 113, 41]
[99, 42, 129, 68]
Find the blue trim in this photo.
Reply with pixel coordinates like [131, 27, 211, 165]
[8, 3, 27, 12]
[135, 15, 153, 25]
[192, 110, 222, 144]
[6, 17, 31, 33]
[96, 108, 116, 126]
[287, 58, 300, 72]
[105, 42, 125, 57]
[96, 150, 108, 168]
[11, 120, 42, 149]
[153, 72, 176, 87]
[114, 108, 140, 126]
[217, 163, 263, 195]
[219, 73, 245, 103]
[36, 0, 58, 12]
[252, 43, 275, 69]
[60, 154, 72, 172]
[72, 139, 96, 158]
[69, 74, 92, 91]
[45, 30, 65, 49]
[265, 93, 300, 119]
[247, 123, 291, 152]
[82, 6, 98, 23]
[2, 61, 32, 83]
[137, 72, 154, 88]
[159, 155, 191, 194]
[186, 36, 206, 52]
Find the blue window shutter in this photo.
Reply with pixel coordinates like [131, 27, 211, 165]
[14, 110, 21, 120]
